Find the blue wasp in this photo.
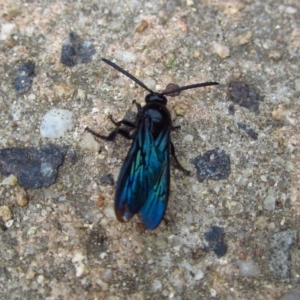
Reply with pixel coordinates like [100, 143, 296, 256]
[86, 58, 218, 230]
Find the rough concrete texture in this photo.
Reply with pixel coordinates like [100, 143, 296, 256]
[0, 0, 299, 299]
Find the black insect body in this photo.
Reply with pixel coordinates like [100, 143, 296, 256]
[86, 58, 218, 230]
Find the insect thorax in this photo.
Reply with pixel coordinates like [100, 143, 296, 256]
[142, 103, 171, 139]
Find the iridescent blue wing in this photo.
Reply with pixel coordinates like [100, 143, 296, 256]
[139, 126, 170, 229]
[114, 118, 170, 230]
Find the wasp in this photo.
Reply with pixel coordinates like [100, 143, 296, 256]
[86, 58, 218, 230]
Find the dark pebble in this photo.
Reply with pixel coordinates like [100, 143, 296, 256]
[204, 226, 227, 257]
[14, 61, 35, 94]
[100, 174, 114, 186]
[60, 32, 96, 67]
[237, 122, 258, 140]
[192, 148, 230, 182]
[228, 81, 264, 114]
[0, 145, 67, 188]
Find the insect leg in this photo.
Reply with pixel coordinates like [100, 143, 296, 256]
[106, 99, 141, 128]
[132, 100, 142, 111]
[170, 142, 190, 175]
[85, 127, 133, 141]
[108, 115, 136, 128]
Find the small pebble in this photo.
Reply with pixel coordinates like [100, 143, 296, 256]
[183, 134, 193, 142]
[260, 175, 267, 182]
[108, 21, 123, 32]
[268, 50, 282, 61]
[174, 107, 186, 116]
[272, 105, 295, 125]
[30, 281, 38, 290]
[100, 174, 114, 186]
[114, 50, 136, 63]
[143, 78, 156, 90]
[168, 235, 182, 247]
[26, 268, 36, 280]
[255, 216, 268, 230]
[177, 20, 188, 32]
[0, 22, 16, 41]
[27, 93, 36, 101]
[226, 200, 243, 215]
[1, 174, 18, 186]
[0, 205, 12, 222]
[36, 275, 44, 285]
[136, 20, 149, 33]
[132, 240, 143, 254]
[40, 108, 73, 138]
[263, 193, 276, 211]
[72, 251, 89, 277]
[27, 226, 37, 236]
[53, 84, 75, 99]
[152, 279, 162, 292]
[186, 0, 194, 5]
[16, 189, 29, 206]
[79, 133, 101, 152]
[212, 42, 230, 59]
[96, 196, 105, 207]
[96, 279, 108, 291]
[5, 219, 14, 228]
[103, 206, 115, 219]
[236, 260, 261, 277]
[285, 6, 297, 14]
[76, 89, 87, 101]
[194, 269, 204, 280]
[193, 50, 200, 58]
[237, 31, 252, 45]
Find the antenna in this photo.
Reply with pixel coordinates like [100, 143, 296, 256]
[162, 82, 219, 95]
[102, 58, 154, 94]
[102, 58, 219, 96]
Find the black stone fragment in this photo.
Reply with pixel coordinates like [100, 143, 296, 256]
[192, 148, 230, 182]
[17, 61, 35, 76]
[60, 32, 96, 67]
[204, 226, 227, 257]
[228, 104, 235, 115]
[228, 81, 264, 114]
[14, 61, 35, 94]
[100, 174, 114, 186]
[0, 145, 67, 188]
[237, 122, 258, 140]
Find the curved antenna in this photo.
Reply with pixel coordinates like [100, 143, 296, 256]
[102, 58, 154, 94]
[162, 82, 219, 96]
